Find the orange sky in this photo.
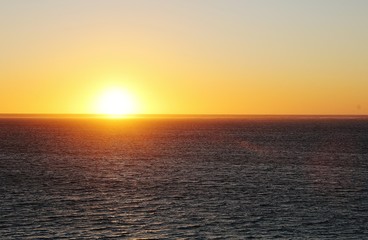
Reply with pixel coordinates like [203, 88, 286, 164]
[1, 0, 367, 115]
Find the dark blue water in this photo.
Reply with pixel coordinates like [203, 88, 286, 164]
[1, 117, 368, 239]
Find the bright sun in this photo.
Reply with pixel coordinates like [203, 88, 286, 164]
[96, 88, 137, 116]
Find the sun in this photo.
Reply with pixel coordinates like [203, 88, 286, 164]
[96, 88, 137, 116]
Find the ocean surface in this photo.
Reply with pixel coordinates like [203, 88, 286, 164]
[1, 117, 368, 239]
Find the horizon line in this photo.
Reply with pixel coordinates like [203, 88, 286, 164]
[0, 113, 367, 119]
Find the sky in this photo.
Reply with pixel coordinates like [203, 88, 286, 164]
[1, 0, 368, 115]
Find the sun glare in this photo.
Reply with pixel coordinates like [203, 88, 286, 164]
[96, 88, 137, 116]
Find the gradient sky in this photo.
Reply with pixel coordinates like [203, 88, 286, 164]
[1, 0, 367, 114]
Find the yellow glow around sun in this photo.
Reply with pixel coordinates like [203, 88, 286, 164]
[96, 88, 137, 116]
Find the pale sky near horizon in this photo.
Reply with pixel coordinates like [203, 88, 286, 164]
[1, 0, 367, 114]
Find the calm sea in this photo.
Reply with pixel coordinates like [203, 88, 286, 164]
[1, 117, 368, 239]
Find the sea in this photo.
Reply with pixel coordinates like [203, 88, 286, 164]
[1, 116, 368, 239]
